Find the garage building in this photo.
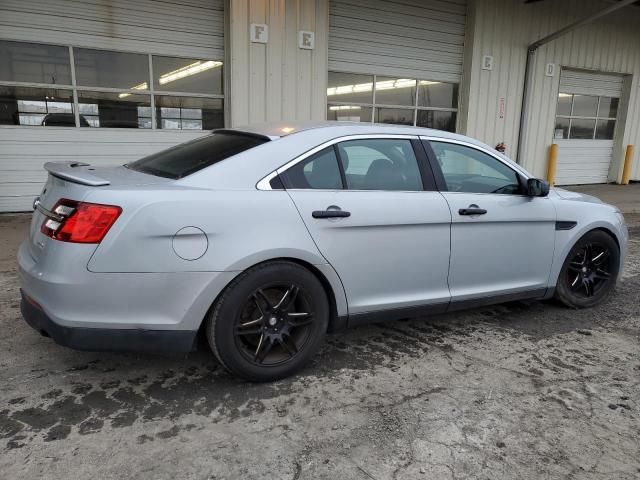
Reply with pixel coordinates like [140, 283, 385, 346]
[1, 0, 640, 212]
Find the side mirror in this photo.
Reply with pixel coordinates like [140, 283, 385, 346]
[526, 178, 550, 197]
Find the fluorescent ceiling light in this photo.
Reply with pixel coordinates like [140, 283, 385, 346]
[327, 79, 441, 96]
[159, 60, 222, 85]
[558, 93, 572, 98]
[329, 105, 361, 110]
[119, 82, 148, 98]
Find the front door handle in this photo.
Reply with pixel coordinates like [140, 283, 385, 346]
[312, 208, 351, 219]
[458, 204, 487, 216]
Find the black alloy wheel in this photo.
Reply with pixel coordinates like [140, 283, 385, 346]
[234, 284, 314, 366]
[555, 230, 620, 308]
[206, 261, 329, 381]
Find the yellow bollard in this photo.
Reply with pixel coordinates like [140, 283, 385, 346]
[621, 145, 634, 185]
[547, 144, 558, 186]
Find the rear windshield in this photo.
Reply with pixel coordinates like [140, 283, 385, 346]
[126, 132, 269, 179]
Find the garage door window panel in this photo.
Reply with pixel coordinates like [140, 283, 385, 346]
[327, 72, 458, 132]
[0, 40, 71, 85]
[155, 96, 223, 130]
[78, 91, 151, 128]
[336, 139, 423, 191]
[554, 93, 617, 140]
[430, 141, 521, 195]
[0, 86, 74, 126]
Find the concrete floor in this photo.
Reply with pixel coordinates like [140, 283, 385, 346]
[565, 183, 640, 214]
[0, 213, 639, 479]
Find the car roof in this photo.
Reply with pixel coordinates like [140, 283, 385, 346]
[228, 121, 476, 144]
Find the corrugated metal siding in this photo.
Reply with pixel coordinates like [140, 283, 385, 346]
[328, 0, 467, 83]
[559, 69, 624, 97]
[0, 128, 207, 211]
[0, 0, 224, 58]
[463, 0, 640, 182]
[229, 0, 329, 126]
[0, 0, 225, 212]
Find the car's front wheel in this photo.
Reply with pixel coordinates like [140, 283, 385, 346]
[206, 261, 329, 381]
[555, 230, 620, 309]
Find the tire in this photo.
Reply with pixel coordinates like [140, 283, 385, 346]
[206, 261, 329, 382]
[554, 230, 620, 309]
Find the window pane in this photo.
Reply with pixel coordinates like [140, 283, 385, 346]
[556, 93, 572, 116]
[429, 141, 521, 195]
[416, 110, 457, 132]
[375, 77, 416, 106]
[74, 48, 149, 90]
[0, 40, 71, 85]
[374, 107, 414, 125]
[327, 105, 372, 122]
[77, 91, 151, 128]
[127, 132, 268, 179]
[571, 94, 598, 117]
[417, 81, 458, 108]
[153, 56, 223, 95]
[569, 118, 596, 139]
[336, 139, 423, 191]
[0, 86, 73, 126]
[281, 147, 343, 190]
[595, 119, 616, 140]
[554, 117, 569, 139]
[327, 72, 373, 104]
[155, 96, 223, 130]
[598, 97, 618, 118]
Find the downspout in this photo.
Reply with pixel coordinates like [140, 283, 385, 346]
[516, 0, 637, 164]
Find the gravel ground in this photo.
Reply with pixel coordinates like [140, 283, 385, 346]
[1, 213, 639, 479]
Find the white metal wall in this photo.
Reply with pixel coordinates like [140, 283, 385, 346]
[462, 0, 640, 183]
[328, 0, 467, 83]
[0, 0, 224, 212]
[228, 0, 329, 126]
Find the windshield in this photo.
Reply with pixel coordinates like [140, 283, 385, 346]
[126, 131, 269, 179]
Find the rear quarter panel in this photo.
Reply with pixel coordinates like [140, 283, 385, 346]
[86, 189, 327, 273]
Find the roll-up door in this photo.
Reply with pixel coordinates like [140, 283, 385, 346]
[553, 69, 624, 185]
[326, 0, 466, 130]
[328, 0, 466, 83]
[0, 0, 225, 212]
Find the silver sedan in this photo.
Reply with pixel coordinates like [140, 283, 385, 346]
[18, 122, 628, 381]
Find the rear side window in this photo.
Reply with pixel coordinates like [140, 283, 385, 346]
[281, 147, 343, 189]
[126, 132, 268, 179]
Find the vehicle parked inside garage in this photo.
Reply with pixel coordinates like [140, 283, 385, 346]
[18, 122, 628, 381]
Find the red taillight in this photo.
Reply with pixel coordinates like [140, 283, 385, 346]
[41, 199, 122, 244]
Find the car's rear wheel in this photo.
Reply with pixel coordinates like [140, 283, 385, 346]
[555, 230, 620, 309]
[206, 261, 329, 381]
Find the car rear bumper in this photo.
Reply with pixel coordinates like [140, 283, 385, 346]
[20, 289, 198, 353]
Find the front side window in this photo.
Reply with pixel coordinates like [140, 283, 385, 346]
[337, 139, 423, 191]
[429, 141, 521, 195]
[327, 72, 458, 132]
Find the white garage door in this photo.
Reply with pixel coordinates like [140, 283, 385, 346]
[553, 69, 624, 185]
[0, 0, 225, 212]
[326, 0, 466, 130]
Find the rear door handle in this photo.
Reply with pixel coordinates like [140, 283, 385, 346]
[312, 209, 351, 219]
[458, 204, 487, 216]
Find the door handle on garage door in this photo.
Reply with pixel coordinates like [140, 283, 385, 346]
[458, 204, 487, 216]
[312, 208, 351, 219]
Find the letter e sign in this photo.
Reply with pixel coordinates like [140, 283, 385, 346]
[250, 24, 268, 43]
[298, 31, 315, 50]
